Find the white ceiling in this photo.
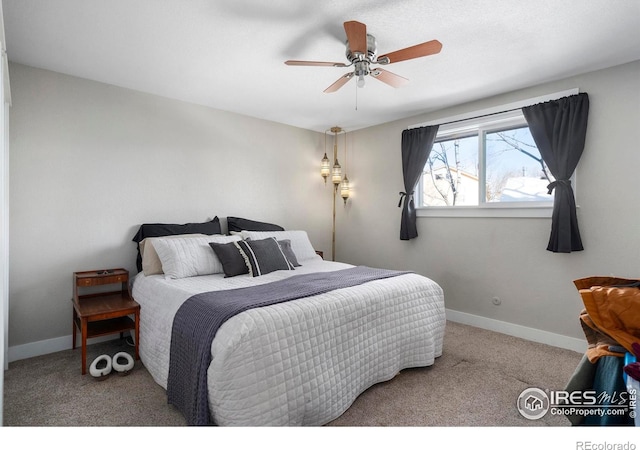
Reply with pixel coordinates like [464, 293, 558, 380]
[3, 0, 640, 133]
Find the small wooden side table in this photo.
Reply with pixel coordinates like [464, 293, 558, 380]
[72, 268, 140, 375]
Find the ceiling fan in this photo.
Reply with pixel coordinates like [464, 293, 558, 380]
[285, 20, 442, 93]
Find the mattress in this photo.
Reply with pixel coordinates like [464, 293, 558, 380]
[132, 259, 446, 426]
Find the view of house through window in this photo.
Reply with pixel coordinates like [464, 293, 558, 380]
[419, 114, 554, 208]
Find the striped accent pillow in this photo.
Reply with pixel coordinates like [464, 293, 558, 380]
[235, 237, 295, 277]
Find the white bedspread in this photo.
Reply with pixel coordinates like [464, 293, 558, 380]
[132, 259, 446, 426]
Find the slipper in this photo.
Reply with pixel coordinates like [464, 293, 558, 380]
[112, 352, 135, 376]
[89, 354, 112, 380]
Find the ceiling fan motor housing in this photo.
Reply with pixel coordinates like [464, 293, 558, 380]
[345, 34, 378, 64]
[346, 34, 377, 78]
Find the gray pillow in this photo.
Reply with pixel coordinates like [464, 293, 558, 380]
[209, 241, 249, 278]
[227, 217, 284, 233]
[278, 239, 301, 267]
[235, 238, 294, 277]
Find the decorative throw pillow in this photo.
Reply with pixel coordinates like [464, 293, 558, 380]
[226, 216, 284, 234]
[235, 237, 294, 277]
[209, 241, 249, 278]
[239, 230, 318, 262]
[278, 239, 301, 267]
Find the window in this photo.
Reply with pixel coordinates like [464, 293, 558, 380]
[417, 110, 556, 217]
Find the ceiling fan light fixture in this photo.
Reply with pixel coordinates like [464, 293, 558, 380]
[354, 60, 369, 88]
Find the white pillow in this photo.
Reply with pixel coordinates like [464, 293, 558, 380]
[239, 230, 319, 262]
[153, 235, 241, 279]
[140, 233, 208, 276]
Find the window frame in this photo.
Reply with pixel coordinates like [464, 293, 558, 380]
[413, 89, 579, 219]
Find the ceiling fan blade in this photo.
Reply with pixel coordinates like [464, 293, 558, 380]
[343, 21, 367, 55]
[324, 72, 354, 93]
[285, 60, 349, 67]
[377, 40, 442, 64]
[370, 68, 409, 88]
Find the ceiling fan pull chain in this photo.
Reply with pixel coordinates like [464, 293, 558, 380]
[355, 80, 359, 111]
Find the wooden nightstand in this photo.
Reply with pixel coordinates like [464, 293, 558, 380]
[72, 268, 140, 375]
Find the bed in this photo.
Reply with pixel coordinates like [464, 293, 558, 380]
[131, 221, 446, 426]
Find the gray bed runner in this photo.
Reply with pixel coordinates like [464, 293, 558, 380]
[167, 265, 411, 425]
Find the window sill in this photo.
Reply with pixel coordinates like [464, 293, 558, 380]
[416, 205, 554, 218]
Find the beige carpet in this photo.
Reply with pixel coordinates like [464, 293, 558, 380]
[3, 321, 583, 427]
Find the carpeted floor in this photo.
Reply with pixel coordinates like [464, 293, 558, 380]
[3, 321, 584, 427]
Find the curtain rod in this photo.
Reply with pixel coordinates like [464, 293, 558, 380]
[407, 88, 580, 131]
[431, 106, 523, 128]
[407, 105, 523, 131]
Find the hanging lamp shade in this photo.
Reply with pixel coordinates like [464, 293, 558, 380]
[341, 175, 350, 204]
[320, 153, 331, 183]
[332, 159, 342, 185]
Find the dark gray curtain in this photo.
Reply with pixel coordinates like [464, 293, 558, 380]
[399, 125, 439, 240]
[522, 93, 589, 253]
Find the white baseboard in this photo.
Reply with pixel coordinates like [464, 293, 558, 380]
[8, 333, 126, 363]
[446, 309, 587, 354]
[8, 311, 586, 363]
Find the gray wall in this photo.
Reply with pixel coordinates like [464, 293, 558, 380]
[8, 63, 332, 353]
[336, 60, 640, 344]
[8, 60, 640, 358]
